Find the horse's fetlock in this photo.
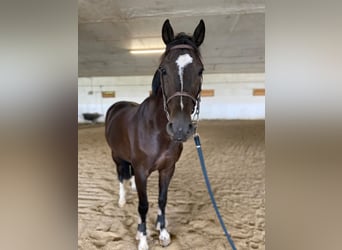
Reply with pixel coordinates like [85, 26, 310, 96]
[137, 223, 147, 235]
[155, 214, 165, 230]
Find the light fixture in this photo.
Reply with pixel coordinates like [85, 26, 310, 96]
[130, 49, 165, 54]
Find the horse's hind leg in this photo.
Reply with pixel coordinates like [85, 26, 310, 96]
[118, 175, 126, 207]
[130, 167, 137, 192]
[113, 155, 132, 207]
[156, 165, 175, 247]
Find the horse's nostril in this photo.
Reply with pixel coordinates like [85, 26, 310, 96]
[189, 123, 193, 130]
[187, 123, 194, 134]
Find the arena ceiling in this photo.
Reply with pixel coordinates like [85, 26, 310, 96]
[78, 0, 265, 77]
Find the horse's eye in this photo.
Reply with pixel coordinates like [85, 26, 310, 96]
[161, 68, 167, 75]
[198, 68, 204, 76]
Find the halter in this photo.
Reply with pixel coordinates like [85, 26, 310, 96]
[158, 44, 201, 127]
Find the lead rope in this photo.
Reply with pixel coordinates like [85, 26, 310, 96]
[193, 131, 237, 250]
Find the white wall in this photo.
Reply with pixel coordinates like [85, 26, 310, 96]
[78, 73, 264, 122]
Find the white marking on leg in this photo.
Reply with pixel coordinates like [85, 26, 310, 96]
[176, 54, 193, 110]
[156, 208, 162, 230]
[130, 176, 137, 192]
[136, 215, 142, 240]
[136, 214, 149, 250]
[137, 233, 149, 250]
[159, 228, 171, 247]
[118, 182, 126, 207]
[156, 207, 169, 229]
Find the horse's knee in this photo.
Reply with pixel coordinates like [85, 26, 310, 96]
[158, 198, 167, 210]
[138, 201, 148, 211]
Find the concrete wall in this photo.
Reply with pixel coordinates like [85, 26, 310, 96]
[78, 73, 265, 122]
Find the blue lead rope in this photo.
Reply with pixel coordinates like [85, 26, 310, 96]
[194, 134, 237, 250]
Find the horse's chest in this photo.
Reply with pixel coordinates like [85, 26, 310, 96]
[154, 144, 183, 169]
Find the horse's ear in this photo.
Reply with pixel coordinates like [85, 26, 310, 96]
[162, 19, 174, 45]
[193, 19, 205, 47]
[151, 70, 161, 95]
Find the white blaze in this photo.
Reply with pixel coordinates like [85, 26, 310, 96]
[176, 54, 193, 110]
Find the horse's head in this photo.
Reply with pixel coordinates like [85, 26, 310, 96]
[152, 19, 205, 142]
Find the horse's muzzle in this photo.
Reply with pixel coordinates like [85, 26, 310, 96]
[166, 121, 194, 142]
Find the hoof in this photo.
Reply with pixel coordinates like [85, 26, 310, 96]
[118, 198, 126, 208]
[137, 233, 149, 250]
[138, 240, 149, 250]
[159, 229, 171, 247]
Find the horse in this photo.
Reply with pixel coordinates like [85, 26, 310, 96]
[105, 19, 205, 250]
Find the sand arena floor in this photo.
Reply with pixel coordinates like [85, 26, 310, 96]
[78, 120, 265, 250]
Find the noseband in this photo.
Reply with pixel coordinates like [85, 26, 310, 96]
[158, 44, 201, 125]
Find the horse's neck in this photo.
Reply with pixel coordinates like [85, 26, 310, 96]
[139, 92, 168, 128]
[150, 93, 168, 125]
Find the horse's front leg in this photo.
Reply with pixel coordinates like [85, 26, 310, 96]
[156, 165, 175, 247]
[135, 169, 149, 250]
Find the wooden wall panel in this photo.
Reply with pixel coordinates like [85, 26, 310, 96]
[101, 91, 115, 98]
[253, 88, 265, 96]
[201, 89, 215, 97]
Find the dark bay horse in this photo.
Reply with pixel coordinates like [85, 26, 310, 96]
[105, 19, 205, 250]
